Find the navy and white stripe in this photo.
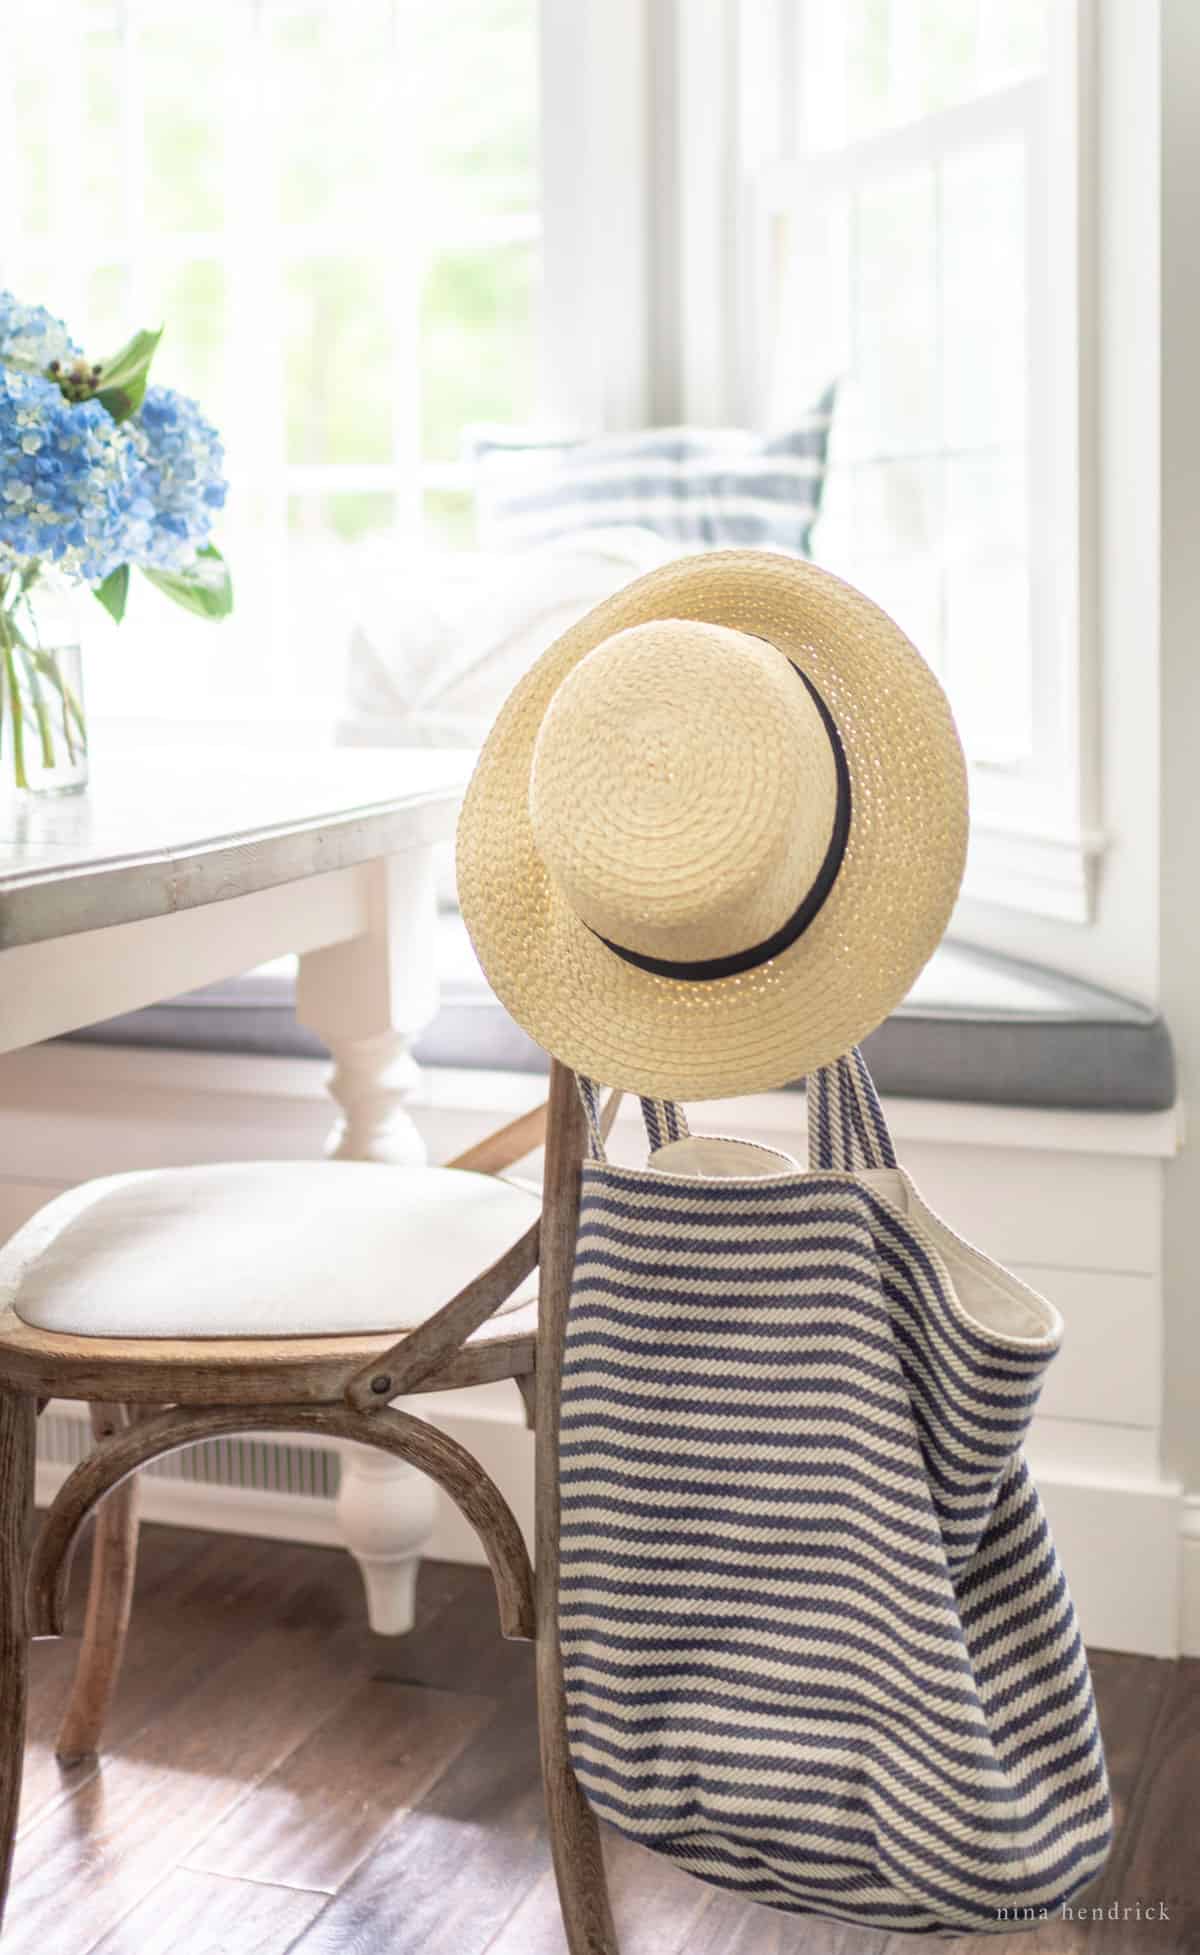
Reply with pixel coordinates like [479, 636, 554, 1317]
[639, 1096, 690, 1152]
[559, 1051, 1111, 1933]
[471, 389, 837, 557]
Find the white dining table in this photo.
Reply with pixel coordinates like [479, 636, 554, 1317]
[0, 741, 477, 1634]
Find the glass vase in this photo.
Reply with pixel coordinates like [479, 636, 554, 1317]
[0, 572, 88, 796]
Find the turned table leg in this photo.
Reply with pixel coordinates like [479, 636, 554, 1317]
[296, 846, 441, 1634]
[334, 1442, 437, 1635]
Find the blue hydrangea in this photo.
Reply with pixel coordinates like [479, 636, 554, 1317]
[0, 291, 229, 593]
[0, 291, 80, 376]
[0, 369, 144, 585]
[125, 385, 227, 572]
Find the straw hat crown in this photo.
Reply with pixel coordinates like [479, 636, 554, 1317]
[528, 620, 838, 966]
[457, 550, 968, 1099]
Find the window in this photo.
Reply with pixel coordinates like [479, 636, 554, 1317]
[1, 0, 541, 712]
[740, 0, 1097, 918]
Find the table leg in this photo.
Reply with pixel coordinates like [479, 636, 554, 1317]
[334, 1442, 437, 1634]
[296, 847, 441, 1634]
[296, 852, 440, 1169]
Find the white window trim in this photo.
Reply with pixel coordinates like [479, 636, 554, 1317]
[537, 0, 653, 432]
[667, 0, 1102, 927]
[964, 0, 1101, 928]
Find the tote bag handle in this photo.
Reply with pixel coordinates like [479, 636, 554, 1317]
[578, 1046, 896, 1171]
[577, 1079, 690, 1161]
[805, 1046, 897, 1171]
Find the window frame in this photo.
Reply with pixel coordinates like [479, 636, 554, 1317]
[696, 0, 1103, 924]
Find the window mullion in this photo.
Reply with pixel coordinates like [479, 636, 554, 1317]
[746, 4, 1094, 920]
[224, 0, 286, 697]
[121, 1, 147, 323]
[0, 19, 24, 286]
[46, 2, 88, 323]
[383, 0, 423, 537]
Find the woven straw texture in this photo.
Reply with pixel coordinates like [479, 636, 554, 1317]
[559, 1052, 1112, 1931]
[457, 550, 968, 1100]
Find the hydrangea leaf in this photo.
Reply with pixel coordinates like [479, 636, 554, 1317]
[142, 543, 232, 621]
[95, 326, 163, 422]
[93, 564, 130, 624]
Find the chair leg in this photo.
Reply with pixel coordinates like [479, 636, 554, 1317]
[0, 1391, 37, 1926]
[55, 1405, 141, 1766]
[534, 1061, 619, 1953]
[537, 1638, 619, 1955]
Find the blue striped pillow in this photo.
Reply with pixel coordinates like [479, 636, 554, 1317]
[470, 384, 836, 556]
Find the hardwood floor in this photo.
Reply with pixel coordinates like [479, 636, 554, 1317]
[8, 1523, 1198, 1955]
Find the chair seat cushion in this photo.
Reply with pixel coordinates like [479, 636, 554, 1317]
[1, 1163, 540, 1340]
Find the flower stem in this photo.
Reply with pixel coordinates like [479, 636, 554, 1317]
[56, 661, 77, 764]
[0, 570, 86, 789]
[1, 640, 29, 791]
[31, 650, 86, 750]
[19, 648, 55, 770]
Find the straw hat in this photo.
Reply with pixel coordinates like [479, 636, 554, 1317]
[457, 550, 967, 1099]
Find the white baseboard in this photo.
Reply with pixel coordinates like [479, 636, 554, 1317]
[1035, 1471, 1183, 1659]
[35, 1459, 346, 1550]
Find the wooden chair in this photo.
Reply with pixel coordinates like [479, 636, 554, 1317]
[0, 1059, 620, 1955]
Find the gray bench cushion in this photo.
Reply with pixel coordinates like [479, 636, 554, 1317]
[62, 914, 1175, 1114]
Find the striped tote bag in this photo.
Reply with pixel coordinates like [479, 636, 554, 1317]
[561, 1052, 1112, 1935]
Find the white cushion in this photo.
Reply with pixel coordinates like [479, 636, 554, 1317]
[337, 529, 674, 906]
[340, 528, 674, 751]
[1, 1163, 541, 1340]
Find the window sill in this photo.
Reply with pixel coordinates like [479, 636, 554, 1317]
[0, 1043, 1183, 1164]
[87, 706, 344, 750]
[961, 820, 1107, 924]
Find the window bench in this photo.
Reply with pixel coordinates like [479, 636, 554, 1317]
[62, 915, 1177, 1115]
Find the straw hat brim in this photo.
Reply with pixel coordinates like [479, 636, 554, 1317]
[456, 550, 968, 1100]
